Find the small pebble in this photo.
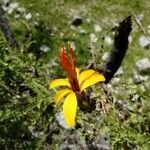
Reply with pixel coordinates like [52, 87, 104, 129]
[25, 13, 32, 21]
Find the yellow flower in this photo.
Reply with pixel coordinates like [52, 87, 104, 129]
[49, 42, 105, 128]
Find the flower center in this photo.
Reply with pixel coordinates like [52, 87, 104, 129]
[59, 42, 80, 92]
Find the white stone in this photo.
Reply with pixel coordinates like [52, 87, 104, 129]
[9, 2, 19, 9]
[23, 141, 31, 146]
[94, 24, 102, 32]
[51, 59, 59, 66]
[14, 14, 20, 19]
[147, 25, 150, 29]
[6, 3, 19, 14]
[2, 5, 8, 12]
[32, 131, 43, 138]
[133, 71, 149, 84]
[17, 7, 26, 13]
[136, 14, 144, 22]
[7, 8, 14, 14]
[147, 25, 150, 34]
[128, 36, 132, 43]
[112, 77, 121, 84]
[147, 29, 150, 35]
[25, 13, 32, 21]
[135, 58, 150, 72]
[134, 75, 149, 83]
[55, 112, 73, 129]
[139, 36, 150, 48]
[115, 67, 123, 76]
[28, 126, 34, 132]
[86, 18, 91, 23]
[80, 29, 86, 34]
[70, 42, 76, 50]
[40, 45, 50, 52]
[2, 0, 10, 5]
[102, 52, 109, 61]
[70, 25, 76, 30]
[90, 33, 98, 43]
[131, 94, 140, 102]
[105, 36, 113, 45]
[35, 13, 40, 17]
[34, 21, 39, 26]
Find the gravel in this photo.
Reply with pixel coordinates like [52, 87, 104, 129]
[135, 58, 150, 73]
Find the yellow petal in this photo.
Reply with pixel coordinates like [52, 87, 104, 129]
[54, 89, 71, 105]
[80, 73, 105, 91]
[63, 93, 77, 127]
[49, 78, 71, 89]
[79, 69, 96, 85]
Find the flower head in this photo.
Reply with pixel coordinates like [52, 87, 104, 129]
[49, 42, 105, 128]
[59, 43, 80, 92]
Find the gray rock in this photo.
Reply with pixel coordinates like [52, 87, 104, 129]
[17, 7, 26, 14]
[102, 52, 110, 62]
[115, 100, 129, 111]
[131, 94, 140, 102]
[90, 33, 98, 43]
[88, 134, 111, 150]
[60, 133, 87, 150]
[7, 7, 14, 14]
[147, 25, 150, 35]
[40, 44, 50, 53]
[55, 112, 71, 129]
[14, 14, 20, 19]
[6, 2, 19, 14]
[135, 58, 150, 73]
[2, 5, 9, 12]
[9, 2, 19, 10]
[133, 71, 149, 84]
[128, 35, 132, 43]
[79, 29, 87, 34]
[136, 14, 144, 22]
[94, 24, 102, 32]
[24, 13, 32, 21]
[2, 0, 10, 5]
[139, 36, 150, 48]
[114, 67, 123, 76]
[105, 36, 113, 45]
[86, 18, 91, 23]
[144, 81, 150, 90]
[111, 77, 121, 84]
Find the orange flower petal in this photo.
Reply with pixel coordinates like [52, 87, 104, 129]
[63, 92, 77, 127]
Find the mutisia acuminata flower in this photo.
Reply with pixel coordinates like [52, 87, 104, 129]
[49, 42, 105, 128]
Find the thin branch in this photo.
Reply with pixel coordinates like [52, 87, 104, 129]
[133, 14, 147, 36]
[102, 15, 132, 83]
